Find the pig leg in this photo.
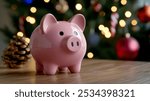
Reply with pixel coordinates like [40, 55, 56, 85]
[43, 63, 58, 75]
[35, 61, 43, 74]
[68, 63, 81, 73]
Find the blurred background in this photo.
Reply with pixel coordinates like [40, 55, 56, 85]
[0, 0, 150, 66]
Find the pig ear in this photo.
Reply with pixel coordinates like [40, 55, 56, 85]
[70, 14, 86, 31]
[40, 13, 57, 34]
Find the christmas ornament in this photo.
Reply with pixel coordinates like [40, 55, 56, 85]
[88, 31, 100, 47]
[91, 0, 102, 12]
[23, 0, 33, 5]
[55, 0, 69, 13]
[110, 13, 119, 37]
[116, 36, 140, 60]
[137, 5, 150, 23]
[30, 13, 86, 75]
[2, 35, 31, 68]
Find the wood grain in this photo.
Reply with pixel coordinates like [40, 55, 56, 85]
[0, 59, 150, 84]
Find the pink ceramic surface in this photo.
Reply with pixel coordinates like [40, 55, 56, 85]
[30, 13, 87, 75]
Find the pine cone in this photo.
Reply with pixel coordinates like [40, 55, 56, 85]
[2, 35, 31, 69]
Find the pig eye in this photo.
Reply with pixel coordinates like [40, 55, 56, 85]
[59, 31, 64, 36]
[74, 31, 78, 35]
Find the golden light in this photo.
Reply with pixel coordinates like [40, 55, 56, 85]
[98, 24, 104, 31]
[26, 16, 31, 22]
[25, 38, 30, 44]
[119, 19, 126, 27]
[104, 32, 111, 38]
[125, 11, 132, 18]
[111, 6, 117, 12]
[100, 26, 111, 38]
[103, 27, 111, 38]
[75, 3, 82, 10]
[87, 52, 94, 59]
[44, 0, 50, 3]
[131, 19, 137, 26]
[121, 0, 127, 5]
[30, 17, 36, 24]
[30, 7, 37, 13]
[17, 32, 24, 37]
[104, 27, 109, 32]
[26, 16, 36, 24]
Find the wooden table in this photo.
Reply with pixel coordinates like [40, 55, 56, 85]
[0, 59, 150, 84]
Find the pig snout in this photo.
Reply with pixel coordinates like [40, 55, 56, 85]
[66, 36, 81, 52]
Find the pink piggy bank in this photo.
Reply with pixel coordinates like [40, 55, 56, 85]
[30, 13, 87, 75]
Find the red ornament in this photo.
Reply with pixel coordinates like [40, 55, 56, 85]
[91, 0, 102, 12]
[93, 3, 101, 12]
[116, 37, 140, 60]
[137, 5, 150, 23]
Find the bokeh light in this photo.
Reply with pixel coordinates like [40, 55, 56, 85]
[75, 3, 82, 10]
[121, 0, 127, 5]
[111, 6, 117, 12]
[30, 7, 37, 13]
[99, 25, 111, 38]
[125, 33, 131, 38]
[44, 0, 50, 3]
[26, 16, 36, 24]
[98, 24, 104, 31]
[87, 52, 94, 59]
[125, 11, 132, 18]
[119, 19, 126, 27]
[131, 19, 137, 26]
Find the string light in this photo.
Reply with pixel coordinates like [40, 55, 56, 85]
[98, 25, 111, 38]
[104, 32, 111, 38]
[119, 19, 126, 27]
[17, 32, 24, 37]
[98, 24, 104, 31]
[87, 52, 94, 59]
[44, 0, 50, 3]
[30, 17, 36, 24]
[121, 0, 127, 5]
[111, 6, 117, 12]
[75, 3, 82, 10]
[125, 11, 132, 18]
[131, 19, 137, 26]
[102, 27, 111, 38]
[30, 7, 37, 13]
[26, 16, 30, 22]
[26, 16, 36, 24]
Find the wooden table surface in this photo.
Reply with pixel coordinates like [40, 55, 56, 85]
[0, 59, 150, 84]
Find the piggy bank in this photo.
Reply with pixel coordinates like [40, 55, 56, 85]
[30, 13, 87, 75]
